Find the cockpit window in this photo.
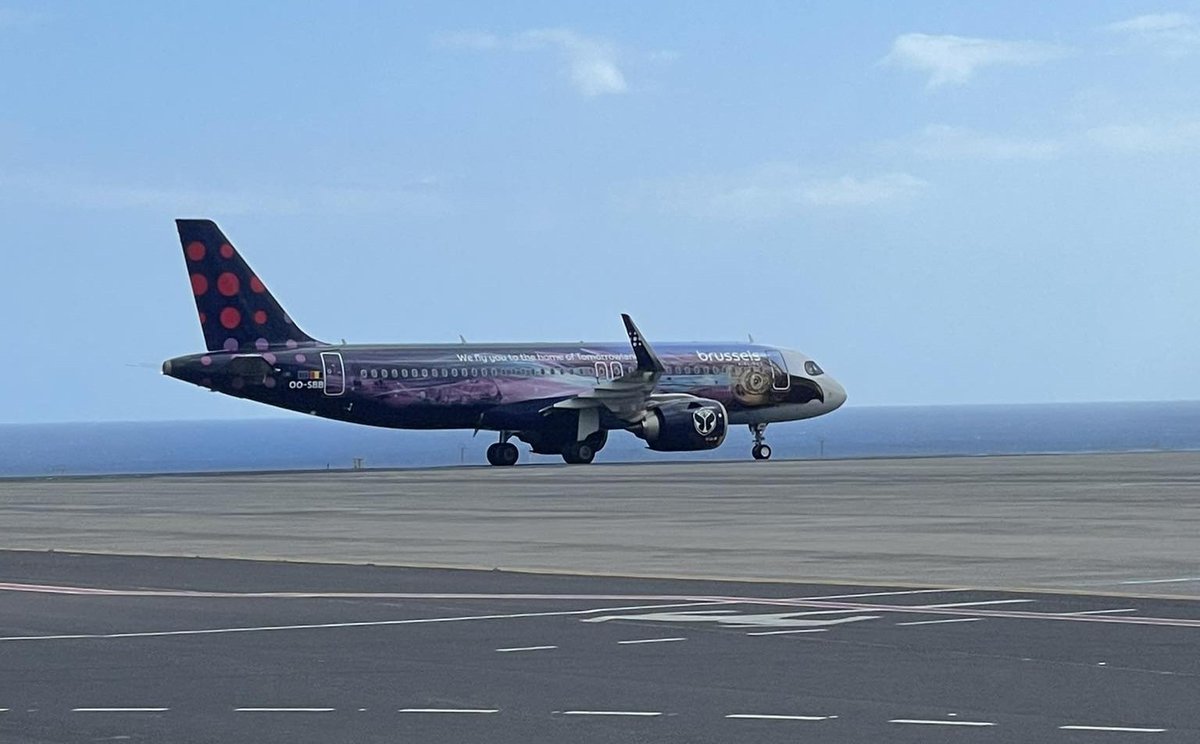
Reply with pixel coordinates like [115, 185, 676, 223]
[804, 360, 824, 376]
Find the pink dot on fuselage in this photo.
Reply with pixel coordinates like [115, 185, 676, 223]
[250, 276, 265, 293]
[200, 355, 212, 366]
[223, 338, 239, 351]
[286, 339, 298, 349]
[186, 242, 206, 261]
[199, 312, 207, 324]
[254, 310, 267, 325]
[220, 307, 241, 329]
[255, 338, 269, 351]
[295, 353, 306, 363]
[220, 243, 234, 259]
[263, 352, 277, 364]
[263, 377, 277, 389]
[217, 272, 240, 296]
[191, 274, 208, 296]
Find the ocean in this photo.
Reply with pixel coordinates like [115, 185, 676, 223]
[2, 401, 1199, 478]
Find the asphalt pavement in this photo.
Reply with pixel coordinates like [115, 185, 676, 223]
[1, 551, 1198, 744]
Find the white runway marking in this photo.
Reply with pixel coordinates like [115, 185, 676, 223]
[1119, 577, 1200, 585]
[917, 599, 1034, 609]
[726, 713, 832, 721]
[1059, 725, 1165, 733]
[746, 628, 828, 636]
[560, 710, 663, 717]
[4, 583, 1199, 636]
[235, 707, 335, 713]
[897, 618, 983, 626]
[399, 708, 498, 714]
[496, 645, 557, 653]
[71, 707, 169, 713]
[617, 637, 686, 645]
[793, 588, 970, 600]
[1064, 609, 1138, 616]
[584, 610, 880, 630]
[0, 601, 722, 643]
[889, 718, 995, 727]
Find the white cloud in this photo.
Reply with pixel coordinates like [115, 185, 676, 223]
[1105, 12, 1200, 56]
[436, 27, 628, 96]
[1087, 120, 1200, 153]
[800, 173, 929, 207]
[0, 172, 449, 216]
[645, 164, 928, 220]
[884, 33, 1067, 88]
[908, 124, 1064, 160]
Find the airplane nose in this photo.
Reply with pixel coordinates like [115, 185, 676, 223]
[824, 378, 847, 411]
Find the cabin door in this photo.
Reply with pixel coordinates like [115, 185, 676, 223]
[321, 352, 345, 396]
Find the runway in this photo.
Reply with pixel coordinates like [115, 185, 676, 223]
[3, 453, 1200, 742]
[1, 552, 1198, 743]
[2, 453, 1200, 594]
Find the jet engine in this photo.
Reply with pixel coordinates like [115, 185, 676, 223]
[633, 398, 728, 452]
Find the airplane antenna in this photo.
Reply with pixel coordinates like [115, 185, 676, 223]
[748, 333, 755, 343]
[459, 334, 467, 344]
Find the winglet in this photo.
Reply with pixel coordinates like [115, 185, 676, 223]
[622, 314, 665, 374]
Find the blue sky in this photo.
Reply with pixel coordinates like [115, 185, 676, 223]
[2, 1, 1199, 422]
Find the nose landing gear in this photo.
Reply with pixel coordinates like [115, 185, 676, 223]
[486, 431, 520, 466]
[750, 423, 772, 461]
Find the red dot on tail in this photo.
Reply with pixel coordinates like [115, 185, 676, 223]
[249, 276, 265, 293]
[186, 242, 206, 261]
[217, 272, 240, 296]
[199, 312, 207, 324]
[220, 307, 241, 329]
[254, 310, 267, 325]
[219, 243, 235, 259]
[190, 274, 208, 296]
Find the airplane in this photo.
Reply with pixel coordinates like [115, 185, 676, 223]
[162, 220, 847, 466]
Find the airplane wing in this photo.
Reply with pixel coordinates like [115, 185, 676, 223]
[545, 314, 686, 423]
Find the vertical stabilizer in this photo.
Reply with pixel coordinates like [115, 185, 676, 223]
[176, 219, 320, 352]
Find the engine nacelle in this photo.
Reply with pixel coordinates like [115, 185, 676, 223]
[634, 398, 728, 452]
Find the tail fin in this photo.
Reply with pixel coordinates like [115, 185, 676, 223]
[176, 219, 320, 352]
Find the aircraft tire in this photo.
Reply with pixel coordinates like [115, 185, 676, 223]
[562, 442, 595, 465]
[487, 442, 519, 466]
[497, 442, 519, 466]
[752, 444, 772, 461]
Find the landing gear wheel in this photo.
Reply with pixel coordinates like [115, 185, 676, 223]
[562, 442, 596, 465]
[750, 423, 770, 461]
[486, 442, 519, 466]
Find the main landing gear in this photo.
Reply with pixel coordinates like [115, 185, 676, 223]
[562, 441, 596, 465]
[486, 432, 519, 467]
[562, 430, 606, 465]
[751, 423, 772, 461]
